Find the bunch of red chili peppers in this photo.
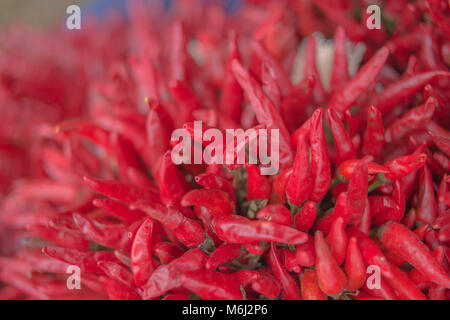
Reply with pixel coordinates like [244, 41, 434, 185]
[0, 0, 449, 300]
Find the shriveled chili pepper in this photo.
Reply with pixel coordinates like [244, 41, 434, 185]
[327, 46, 390, 114]
[143, 248, 207, 299]
[286, 132, 312, 206]
[314, 230, 347, 296]
[294, 201, 317, 232]
[309, 109, 331, 202]
[325, 217, 348, 265]
[378, 221, 450, 288]
[300, 269, 326, 300]
[267, 244, 300, 300]
[256, 204, 292, 226]
[344, 237, 366, 291]
[206, 243, 241, 270]
[212, 214, 307, 245]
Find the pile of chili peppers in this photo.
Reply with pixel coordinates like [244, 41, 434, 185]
[0, 0, 450, 300]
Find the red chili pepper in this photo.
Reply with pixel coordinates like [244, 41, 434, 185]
[309, 109, 331, 202]
[304, 35, 327, 105]
[327, 108, 356, 165]
[325, 217, 348, 265]
[369, 195, 400, 227]
[143, 248, 207, 299]
[130, 218, 154, 287]
[92, 198, 145, 223]
[231, 269, 260, 287]
[245, 163, 272, 201]
[384, 153, 427, 180]
[212, 214, 308, 245]
[250, 273, 281, 299]
[286, 132, 313, 206]
[330, 26, 349, 94]
[294, 201, 317, 232]
[206, 243, 242, 270]
[97, 260, 136, 289]
[416, 164, 438, 225]
[26, 223, 89, 251]
[337, 159, 389, 181]
[425, 0, 450, 35]
[314, 230, 347, 296]
[181, 188, 235, 216]
[378, 221, 450, 288]
[300, 269, 326, 300]
[99, 276, 140, 300]
[429, 131, 450, 159]
[271, 168, 292, 204]
[152, 242, 184, 265]
[362, 277, 398, 300]
[315, 191, 351, 235]
[295, 234, 315, 267]
[384, 262, 427, 300]
[279, 248, 302, 274]
[362, 105, 385, 160]
[344, 237, 366, 291]
[194, 173, 235, 202]
[373, 71, 450, 115]
[255, 204, 292, 226]
[267, 244, 300, 300]
[327, 47, 389, 114]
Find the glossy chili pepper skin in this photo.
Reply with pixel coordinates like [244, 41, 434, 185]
[379, 222, 450, 288]
[294, 201, 317, 232]
[256, 204, 292, 226]
[325, 217, 348, 265]
[362, 106, 385, 160]
[416, 164, 438, 225]
[300, 269, 326, 300]
[327, 108, 356, 165]
[314, 231, 347, 296]
[131, 218, 154, 287]
[384, 153, 427, 180]
[245, 164, 272, 201]
[267, 244, 300, 300]
[344, 237, 366, 291]
[212, 214, 308, 245]
[206, 243, 242, 270]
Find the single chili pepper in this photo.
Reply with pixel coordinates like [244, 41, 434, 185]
[152, 242, 184, 265]
[181, 189, 234, 216]
[231, 269, 260, 287]
[416, 164, 438, 225]
[346, 156, 371, 231]
[347, 227, 393, 279]
[325, 217, 348, 265]
[251, 274, 281, 299]
[314, 230, 347, 296]
[385, 98, 436, 143]
[330, 26, 349, 94]
[304, 35, 326, 105]
[130, 218, 154, 287]
[206, 243, 241, 270]
[92, 198, 145, 223]
[212, 214, 308, 245]
[369, 195, 400, 227]
[286, 132, 312, 206]
[344, 237, 366, 291]
[180, 269, 243, 300]
[279, 248, 301, 274]
[309, 109, 331, 202]
[327, 108, 356, 165]
[231, 59, 294, 170]
[271, 168, 292, 204]
[194, 173, 235, 202]
[362, 105, 384, 160]
[300, 269, 326, 300]
[378, 221, 450, 288]
[384, 153, 427, 180]
[373, 71, 450, 115]
[295, 234, 315, 267]
[291, 117, 311, 147]
[294, 201, 317, 232]
[83, 176, 159, 204]
[267, 244, 300, 300]
[384, 262, 427, 300]
[245, 163, 272, 201]
[131, 201, 205, 248]
[143, 248, 207, 299]
[327, 46, 389, 114]
[220, 31, 243, 123]
[315, 191, 351, 235]
[256, 204, 292, 226]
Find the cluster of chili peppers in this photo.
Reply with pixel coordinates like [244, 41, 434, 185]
[0, 0, 449, 300]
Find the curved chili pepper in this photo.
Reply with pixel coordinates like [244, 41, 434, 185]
[97, 260, 136, 289]
[267, 244, 300, 300]
[325, 217, 348, 265]
[309, 109, 331, 202]
[344, 237, 366, 291]
[256, 204, 292, 226]
[180, 269, 243, 300]
[26, 223, 89, 251]
[315, 191, 351, 235]
[294, 201, 317, 232]
[130, 218, 154, 287]
[251, 274, 281, 299]
[327, 46, 389, 114]
[369, 195, 400, 227]
[362, 277, 398, 300]
[92, 198, 145, 223]
[194, 173, 235, 202]
[384, 262, 427, 300]
[286, 133, 312, 206]
[279, 248, 301, 274]
[143, 248, 207, 299]
[295, 234, 315, 267]
[327, 108, 356, 164]
[378, 221, 450, 288]
[300, 269, 326, 300]
[206, 243, 241, 270]
[337, 159, 389, 181]
[181, 189, 234, 216]
[152, 242, 184, 265]
[314, 230, 347, 296]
